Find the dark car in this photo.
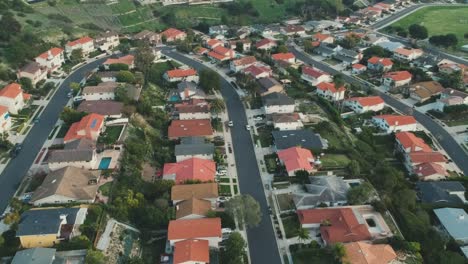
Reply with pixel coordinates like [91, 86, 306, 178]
[9, 143, 22, 158]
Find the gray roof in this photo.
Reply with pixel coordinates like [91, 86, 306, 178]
[177, 81, 198, 92]
[416, 181, 465, 204]
[64, 138, 95, 150]
[315, 43, 338, 55]
[17, 208, 80, 236]
[338, 48, 359, 58]
[95, 71, 118, 78]
[434, 208, 468, 241]
[175, 137, 214, 156]
[441, 88, 468, 99]
[21, 61, 42, 74]
[48, 149, 94, 163]
[376, 41, 404, 52]
[77, 100, 123, 116]
[262, 92, 294, 106]
[12, 248, 57, 264]
[258, 77, 281, 90]
[293, 176, 350, 209]
[272, 130, 327, 150]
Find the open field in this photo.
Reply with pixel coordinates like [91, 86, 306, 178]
[390, 6, 468, 49]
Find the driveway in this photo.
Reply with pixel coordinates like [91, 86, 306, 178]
[289, 46, 468, 176]
[0, 57, 109, 212]
[162, 49, 282, 264]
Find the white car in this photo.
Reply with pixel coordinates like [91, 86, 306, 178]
[246, 125, 251, 130]
[222, 228, 233, 234]
[253, 116, 263, 121]
[228, 121, 234, 127]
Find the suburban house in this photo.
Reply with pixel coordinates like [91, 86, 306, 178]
[313, 33, 334, 44]
[362, 34, 389, 46]
[0, 106, 12, 134]
[175, 137, 214, 162]
[17, 62, 48, 85]
[272, 130, 327, 150]
[208, 46, 235, 62]
[435, 88, 468, 112]
[63, 113, 105, 143]
[293, 176, 350, 209]
[343, 242, 397, 264]
[334, 49, 362, 65]
[94, 31, 120, 52]
[367, 57, 393, 72]
[282, 24, 306, 35]
[229, 39, 251, 51]
[209, 25, 229, 35]
[315, 43, 342, 58]
[163, 157, 216, 184]
[243, 63, 272, 79]
[82, 81, 119, 101]
[175, 198, 212, 220]
[297, 207, 372, 244]
[0, 83, 31, 114]
[433, 208, 468, 244]
[414, 162, 448, 181]
[395, 132, 431, 153]
[409, 81, 444, 103]
[271, 53, 296, 64]
[167, 218, 222, 247]
[405, 152, 447, 177]
[258, 77, 284, 96]
[95, 71, 118, 82]
[17, 207, 87, 248]
[77, 101, 124, 119]
[162, 28, 187, 42]
[168, 119, 213, 140]
[271, 113, 304, 131]
[372, 115, 417, 134]
[195, 47, 209, 56]
[393, 48, 423, 61]
[173, 239, 210, 264]
[30, 166, 100, 206]
[344, 96, 385, 113]
[277, 147, 314, 176]
[47, 139, 98, 171]
[376, 41, 405, 52]
[11, 248, 57, 264]
[35, 47, 65, 73]
[102, 55, 135, 69]
[382, 71, 412, 88]
[255, 38, 277, 50]
[171, 183, 218, 206]
[175, 99, 211, 120]
[205, 38, 223, 50]
[262, 92, 295, 114]
[316, 82, 346, 102]
[164, 68, 199, 83]
[174, 81, 206, 101]
[301, 66, 332, 86]
[65, 36, 95, 57]
[133, 30, 161, 45]
[416, 181, 467, 205]
[230, 56, 257, 72]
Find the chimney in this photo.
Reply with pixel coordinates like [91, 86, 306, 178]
[47, 50, 53, 59]
[395, 121, 399, 126]
[450, 90, 454, 94]
[176, 205, 179, 211]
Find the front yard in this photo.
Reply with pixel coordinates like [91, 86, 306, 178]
[254, 125, 274, 147]
[281, 214, 300, 239]
[264, 154, 279, 173]
[276, 193, 295, 212]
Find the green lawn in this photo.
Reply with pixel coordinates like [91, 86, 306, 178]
[390, 6, 468, 49]
[219, 185, 232, 196]
[292, 248, 337, 264]
[281, 215, 300, 238]
[99, 182, 113, 197]
[98, 125, 124, 145]
[264, 154, 279, 173]
[320, 154, 351, 168]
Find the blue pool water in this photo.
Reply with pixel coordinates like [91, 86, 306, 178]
[98, 157, 112, 170]
[168, 95, 180, 102]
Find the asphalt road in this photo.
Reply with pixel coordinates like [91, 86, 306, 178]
[162, 49, 282, 264]
[371, 4, 424, 29]
[290, 46, 468, 176]
[0, 57, 108, 212]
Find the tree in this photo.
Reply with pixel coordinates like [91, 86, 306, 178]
[333, 74, 345, 89]
[220, 232, 246, 264]
[235, 41, 244, 53]
[70, 48, 83, 64]
[57, 235, 91, 251]
[69, 82, 81, 95]
[332, 243, 346, 261]
[225, 194, 262, 228]
[297, 227, 310, 246]
[347, 160, 360, 177]
[135, 43, 155, 83]
[429, 34, 458, 48]
[19, 77, 33, 92]
[60, 107, 87, 126]
[0, 13, 22, 41]
[86, 74, 101, 86]
[199, 69, 221, 93]
[116, 71, 135, 83]
[108, 63, 129, 71]
[347, 182, 373, 205]
[210, 98, 226, 116]
[85, 250, 107, 264]
[3, 212, 20, 225]
[277, 45, 288, 53]
[408, 24, 428, 40]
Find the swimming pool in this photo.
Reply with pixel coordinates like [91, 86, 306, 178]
[98, 157, 112, 170]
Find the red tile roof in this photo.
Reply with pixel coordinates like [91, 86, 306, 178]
[63, 113, 104, 143]
[284, 25, 305, 33]
[316, 82, 346, 93]
[166, 68, 197, 78]
[394, 48, 422, 57]
[37, 47, 63, 59]
[168, 119, 213, 139]
[314, 33, 333, 42]
[0, 83, 28, 99]
[175, 99, 210, 113]
[103, 55, 134, 66]
[344, 242, 397, 264]
[409, 151, 446, 164]
[67, 36, 93, 47]
[255, 38, 276, 49]
[415, 162, 447, 178]
[162, 28, 185, 40]
[244, 64, 271, 78]
[232, 56, 257, 66]
[352, 63, 366, 69]
[346, 96, 384, 107]
[195, 47, 208, 55]
[168, 218, 222, 241]
[0, 105, 8, 115]
[272, 53, 295, 61]
[212, 46, 233, 56]
[302, 66, 329, 78]
[173, 239, 210, 264]
[163, 157, 216, 184]
[297, 208, 372, 244]
[383, 71, 412, 82]
[208, 51, 228, 61]
[395, 132, 431, 152]
[368, 57, 393, 67]
[206, 39, 223, 48]
[374, 115, 417, 126]
[277, 147, 314, 173]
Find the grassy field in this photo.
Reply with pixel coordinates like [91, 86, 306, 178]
[320, 154, 351, 168]
[390, 6, 468, 49]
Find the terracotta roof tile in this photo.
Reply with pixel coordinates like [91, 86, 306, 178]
[67, 36, 93, 47]
[272, 52, 295, 61]
[0, 83, 24, 99]
[232, 56, 257, 66]
[168, 218, 222, 241]
[163, 157, 216, 184]
[277, 147, 314, 173]
[255, 38, 276, 49]
[316, 82, 346, 93]
[63, 113, 104, 143]
[173, 239, 210, 264]
[168, 119, 213, 139]
[344, 242, 397, 264]
[302, 66, 329, 78]
[395, 132, 432, 152]
[166, 68, 197, 78]
[103, 55, 134, 66]
[346, 96, 384, 106]
[383, 71, 412, 82]
[409, 151, 446, 163]
[175, 198, 212, 219]
[37, 47, 64, 60]
[171, 183, 218, 201]
[374, 114, 417, 126]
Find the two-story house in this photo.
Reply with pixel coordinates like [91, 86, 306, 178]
[372, 114, 417, 134]
[262, 92, 295, 114]
[0, 83, 31, 114]
[82, 82, 119, 101]
[63, 113, 105, 144]
[316, 82, 346, 102]
[17, 62, 48, 86]
[301, 66, 332, 86]
[229, 56, 257, 73]
[35, 48, 65, 73]
[382, 71, 412, 89]
[393, 48, 423, 62]
[65, 36, 95, 57]
[367, 56, 393, 72]
[344, 96, 385, 113]
[164, 68, 199, 83]
[167, 218, 221, 247]
[161, 28, 187, 42]
[94, 31, 120, 52]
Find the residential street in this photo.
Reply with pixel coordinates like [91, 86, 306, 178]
[0, 57, 108, 212]
[162, 49, 282, 264]
[289, 46, 468, 176]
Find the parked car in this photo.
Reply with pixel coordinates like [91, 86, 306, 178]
[228, 121, 234, 127]
[246, 125, 251, 130]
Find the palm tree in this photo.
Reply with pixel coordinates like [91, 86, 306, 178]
[297, 227, 310, 247]
[210, 98, 226, 116]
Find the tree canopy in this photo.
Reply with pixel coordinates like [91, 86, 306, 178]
[225, 194, 262, 228]
[220, 232, 247, 264]
[408, 24, 428, 40]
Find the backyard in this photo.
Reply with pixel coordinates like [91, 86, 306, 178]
[319, 154, 351, 169]
[389, 6, 468, 49]
[98, 125, 124, 145]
